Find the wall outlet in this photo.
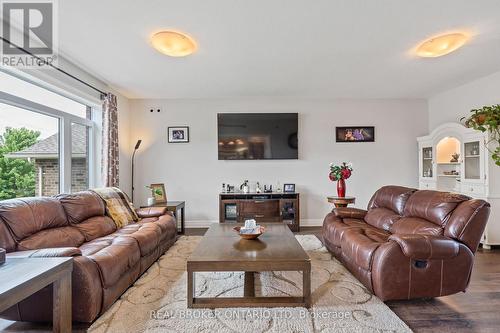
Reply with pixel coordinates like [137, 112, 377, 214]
[148, 106, 162, 113]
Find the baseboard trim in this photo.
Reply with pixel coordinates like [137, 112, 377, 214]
[300, 219, 323, 227]
[185, 221, 217, 228]
[185, 219, 323, 228]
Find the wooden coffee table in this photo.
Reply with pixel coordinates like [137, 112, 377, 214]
[187, 223, 311, 308]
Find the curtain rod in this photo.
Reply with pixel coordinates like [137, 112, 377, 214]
[0, 37, 108, 99]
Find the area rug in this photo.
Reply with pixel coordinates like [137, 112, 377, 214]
[89, 235, 412, 333]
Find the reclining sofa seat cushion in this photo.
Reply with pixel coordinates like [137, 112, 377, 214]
[364, 186, 416, 231]
[139, 214, 177, 242]
[323, 214, 380, 249]
[0, 197, 68, 242]
[79, 234, 141, 288]
[114, 223, 163, 256]
[57, 191, 117, 241]
[57, 191, 105, 224]
[390, 190, 470, 236]
[0, 197, 87, 250]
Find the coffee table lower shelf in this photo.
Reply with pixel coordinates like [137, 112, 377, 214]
[190, 296, 309, 308]
[187, 269, 311, 308]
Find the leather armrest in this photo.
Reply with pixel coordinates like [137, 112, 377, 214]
[333, 207, 367, 219]
[7, 247, 82, 259]
[136, 207, 168, 218]
[388, 234, 459, 260]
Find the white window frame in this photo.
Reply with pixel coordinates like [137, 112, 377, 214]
[0, 91, 96, 194]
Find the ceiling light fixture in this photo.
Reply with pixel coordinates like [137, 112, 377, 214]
[416, 33, 469, 58]
[151, 31, 196, 57]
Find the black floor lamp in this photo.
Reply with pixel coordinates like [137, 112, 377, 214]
[131, 139, 142, 202]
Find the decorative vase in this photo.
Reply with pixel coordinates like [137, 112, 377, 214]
[147, 197, 156, 206]
[337, 179, 346, 197]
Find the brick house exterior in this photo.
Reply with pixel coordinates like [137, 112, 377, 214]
[33, 158, 88, 196]
[7, 125, 88, 196]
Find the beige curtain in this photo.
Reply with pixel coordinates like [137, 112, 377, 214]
[102, 93, 119, 187]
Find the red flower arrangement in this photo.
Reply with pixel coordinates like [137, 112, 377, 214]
[329, 162, 353, 197]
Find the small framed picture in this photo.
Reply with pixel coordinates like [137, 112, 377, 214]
[336, 126, 375, 143]
[283, 184, 296, 193]
[168, 126, 189, 143]
[150, 183, 167, 203]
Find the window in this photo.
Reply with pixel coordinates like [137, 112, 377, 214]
[0, 104, 60, 198]
[0, 71, 88, 118]
[71, 122, 91, 192]
[0, 71, 95, 199]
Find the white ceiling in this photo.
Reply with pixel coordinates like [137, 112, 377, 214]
[58, 0, 500, 99]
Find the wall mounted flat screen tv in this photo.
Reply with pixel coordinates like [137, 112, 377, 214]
[218, 113, 298, 160]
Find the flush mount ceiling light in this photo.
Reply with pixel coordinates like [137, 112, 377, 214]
[151, 31, 196, 57]
[416, 33, 469, 58]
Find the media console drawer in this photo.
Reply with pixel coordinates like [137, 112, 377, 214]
[219, 192, 300, 232]
[240, 199, 280, 217]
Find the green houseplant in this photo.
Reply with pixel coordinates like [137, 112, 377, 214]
[145, 185, 163, 205]
[461, 104, 500, 166]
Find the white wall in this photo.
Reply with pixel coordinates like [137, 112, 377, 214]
[429, 70, 500, 130]
[130, 98, 428, 226]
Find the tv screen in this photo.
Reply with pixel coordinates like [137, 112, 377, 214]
[218, 113, 298, 160]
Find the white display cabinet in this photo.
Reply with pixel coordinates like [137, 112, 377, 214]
[417, 122, 500, 248]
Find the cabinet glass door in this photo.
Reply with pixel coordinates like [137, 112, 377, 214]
[464, 141, 481, 180]
[422, 147, 433, 178]
[280, 199, 299, 232]
[222, 201, 238, 223]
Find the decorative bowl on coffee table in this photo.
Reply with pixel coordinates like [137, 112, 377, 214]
[233, 226, 265, 240]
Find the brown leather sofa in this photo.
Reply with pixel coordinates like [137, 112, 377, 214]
[322, 185, 490, 301]
[0, 191, 177, 323]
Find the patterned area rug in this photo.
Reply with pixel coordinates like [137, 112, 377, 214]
[89, 235, 412, 333]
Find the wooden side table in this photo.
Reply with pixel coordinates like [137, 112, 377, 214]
[141, 201, 185, 234]
[327, 196, 356, 208]
[0, 257, 73, 333]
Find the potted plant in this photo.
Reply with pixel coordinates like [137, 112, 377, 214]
[461, 105, 500, 166]
[328, 162, 353, 197]
[145, 185, 163, 206]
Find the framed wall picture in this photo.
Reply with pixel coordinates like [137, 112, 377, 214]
[150, 183, 167, 203]
[283, 183, 296, 193]
[168, 126, 189, 143]
[336, 126, 375, 142]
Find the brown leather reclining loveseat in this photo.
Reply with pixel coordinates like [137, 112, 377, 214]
[0, 191, 177, 323]
[322, 185, 490, 301]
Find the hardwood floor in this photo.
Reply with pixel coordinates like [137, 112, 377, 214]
[1, 227, 499, 332]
